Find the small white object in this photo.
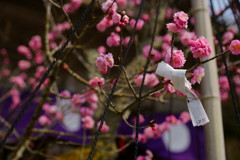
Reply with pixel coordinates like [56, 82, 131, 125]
[162, 124, 190, 153]
[62, 111, 81, 132]
[156, 61, 209, 126]
[57, 98, 81, 132]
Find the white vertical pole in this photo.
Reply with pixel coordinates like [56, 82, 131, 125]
[191, 0, 226, 160]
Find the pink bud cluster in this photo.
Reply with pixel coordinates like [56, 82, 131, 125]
[167, 11, 189, 33]
[130, 19, 144, 30]
[219, 76, 230, 101]
[101, 0, 118, 13]
[137, 150, 153, 160]
[89, 77, 105, 88]
[96, 53, 114, 74]
[97, 121, 110, 133]
[179, 30, 197, 46]
[10, 73, 27, 88]
[142, 45, 162, 62]
[106, 32, 120, 47]
[229, 40, 240, 55]
[63, 89, 98, 130]
[134, 73, 159, 87]
[48, 22, 71, 43]
[132, 113, 190, 144]
[234, 75, 240, 95]
[165, 49, 186, 68]
[63, 0, 82, 14]
[38, 103, 64, 126]
[9, 89, 21, 109]
[189, 36, 212, 59]
[190, 66, 205, 84]
[112, 11, 129, 26]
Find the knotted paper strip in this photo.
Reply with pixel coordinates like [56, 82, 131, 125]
[155, 61, 209, 126]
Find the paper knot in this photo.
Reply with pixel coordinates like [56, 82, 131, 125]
[155, 61, 209, 126]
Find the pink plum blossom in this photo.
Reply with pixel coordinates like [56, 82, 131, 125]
[190, 66, 205, 84]
[115, 26, 121, 32]
[167, 11, 189, 32]
[159, 122, 170, 132]
[85, 91, 99, 104]
[18, 60, 31, 70]
[10, 75, 26, 88]
[17, 45, 32, 59]
[47, 105, 57, 115]
[63, 0, 82, 14]
[173, 11, 189, 29]
[116, 0, 127, 7]
[101, 0, 117, 13]
[132, 133, 147, 143]
[219, 76, 230, 91]
[141, 13, 150, 22]
[229, 40, 240, 55]
[130, 19, 144, 30]
[112, 12, 121, 24]
[133, 0, 141, 5]
[105, 53, 114, 67]
[80, 107, 94, 117]
[132, 114, 145, 124]
[166, 115, 178, 125]
[134, 73, 159, 87]
[142, 45, 161, 62]
[9, 89, 20, 109]
[166, 23, 180, 33]
[96, 56, 108, 74]
[189, 36, 212, 59]
[89, 77, 105, 88]
[34, 66, 46, 79]
[222, 31, 234, 44]
[179, 31, 197, 46]
[227, 25, 238, 34]
[82, 116, 95, 130]
[97, 121, 109, 133]
[96, 53, 114, 74]
[144, 125, 161, 138]
[165, 49, 186, 68]
[1, 69, 10, 77]
[39, 115, 51, 126]
[34, 50, 44, 64]
[60, 90, 71, 97]
[55, 112, 63, 121]
[96, 17, 113, 32]
[179, 112, 191, 123]
[220, 91, 229, 101]
[234, 75, 240, 86]
[123, 36, 130, 47]
[106, 32, 120, 47]
[98, 46, 106, 54]
[164, 79, 175, 93]
[43, 103, 51, 112]
[29, 35, 42, 50]
[71, 94, 86, 107]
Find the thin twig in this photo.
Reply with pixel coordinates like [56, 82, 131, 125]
[122, 67, 138, 99]
[187, 49, 230, 72]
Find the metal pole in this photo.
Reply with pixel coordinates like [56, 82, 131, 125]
[191, 0, 226, 160]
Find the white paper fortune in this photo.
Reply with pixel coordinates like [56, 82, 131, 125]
[155, 61, 209, 126]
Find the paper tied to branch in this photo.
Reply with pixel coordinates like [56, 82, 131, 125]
[155, 61, 209, 127]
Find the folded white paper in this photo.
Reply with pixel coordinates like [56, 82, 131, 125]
[156, 62, 209, 126]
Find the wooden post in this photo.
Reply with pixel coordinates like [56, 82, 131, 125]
[191, 0, 226, 160]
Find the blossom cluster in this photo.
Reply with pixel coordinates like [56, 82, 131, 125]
[96, 53, 114, 74]
[167, 11, 189, 33]
[132, 112, 191, 144]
